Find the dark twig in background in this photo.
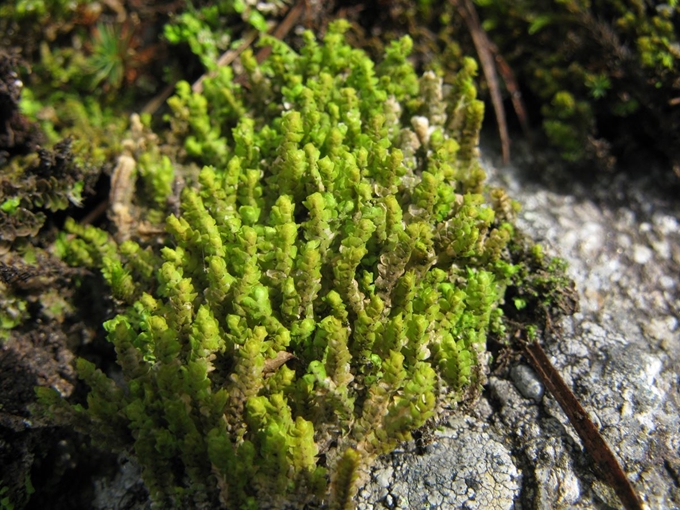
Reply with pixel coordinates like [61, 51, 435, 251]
[453, 0, 511, 164]
[522, 337, 644, 510]
[489, 45, 532, 145]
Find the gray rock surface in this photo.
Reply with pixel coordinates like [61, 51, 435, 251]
[357, 143, 680, 510]
[357, 412, 521, 510]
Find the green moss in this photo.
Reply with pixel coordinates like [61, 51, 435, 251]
[164, 0, 288, 71]
[472, 0, 680, 164]
[0, 198, 21, 215]
[0, 293, 28, 339]
[0, 139, 99, 252]
[42, 20, 532, 508]
[501, 233, 578, 338]
[361, 0, 679, 167]
[0, 477, 33, 510]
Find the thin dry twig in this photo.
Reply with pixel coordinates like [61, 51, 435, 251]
[79, 197, 109, 226]
[522, 337, 644, 510]
[263, 351, 296, 375]
[252, 0, 306, 64]
[232, 0, 305, 87]
[490, 47, 532, 144]
[140, 30, 259, 115]
[192, 29, 259, 94]
[140, 80, 176, 116]
[452, 0, 511, 164]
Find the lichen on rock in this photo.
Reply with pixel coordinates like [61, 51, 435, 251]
[40, 20, 523, 509]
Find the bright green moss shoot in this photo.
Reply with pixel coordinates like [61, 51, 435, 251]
[42, 20, 519, 509]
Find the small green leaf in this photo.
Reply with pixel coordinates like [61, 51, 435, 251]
[0, 197, 20, 214]
[247, 10, 268, 32]
[513, 297, 527, 310]
[528, 15, 552, 35]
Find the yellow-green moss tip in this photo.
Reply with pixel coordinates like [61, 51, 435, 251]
[50, 24, 522, 508]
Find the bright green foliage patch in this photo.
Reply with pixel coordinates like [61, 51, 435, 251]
[164, 0, 287, 70]
[42, 21, 517, 508]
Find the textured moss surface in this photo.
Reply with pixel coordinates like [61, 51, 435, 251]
[39, 21, 526, 508]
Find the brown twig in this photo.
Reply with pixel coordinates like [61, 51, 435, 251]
[192, 29, 259, 94]
[140, 81, 176, 116]
[232, 0, 306, 88]
[522, 338, 644, 510]
[490, 48, 532, 145]
[452, 0, 511, 164]
[252, 0, 306, 64]
[79, 197, 109, 225]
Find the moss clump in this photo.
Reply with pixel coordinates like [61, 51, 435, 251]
[40, 20, 524, 508]
[472, 0, 680, 165]
[163, 0, 288, 70]
[349, 1, 680, 168]
[0, 117, 94, 337]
